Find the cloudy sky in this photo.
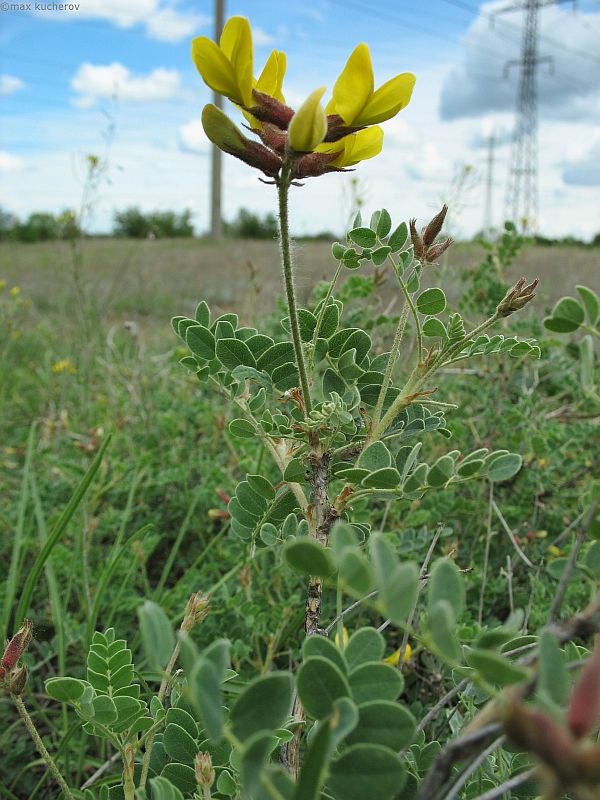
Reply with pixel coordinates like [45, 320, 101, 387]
[1, 0, 599, 238]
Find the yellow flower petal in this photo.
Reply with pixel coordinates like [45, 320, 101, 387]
[327, 43, 374, 124]
[288, 86, 328, 153]
[331, 126, 383, 167]
[256, 49, 287, 101]
[383, 643, 412, 666]
[356, 72, 416, 126]
[192, 36, 241, 103]
[219, 16, 254, 106]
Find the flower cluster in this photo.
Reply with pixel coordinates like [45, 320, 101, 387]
[410, 205, 454, 264]
[181, 591, 211, 632]
[192, 16, 415, 181]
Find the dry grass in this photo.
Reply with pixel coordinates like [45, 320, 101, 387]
[2, 237, 597, 334]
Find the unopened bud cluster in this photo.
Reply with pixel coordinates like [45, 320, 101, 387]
[497, 277, 539, 317]
[1, 619, 32, 695]
[195, 751, 215, 787]
[410, 205, 454, 264]
[182, 592, 211, 633]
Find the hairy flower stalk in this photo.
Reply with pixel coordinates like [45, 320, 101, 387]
[139, 592, 211, 789]
[2, 620, 76, 800]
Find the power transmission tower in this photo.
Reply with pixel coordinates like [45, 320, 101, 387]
[210, 0, 225, 239]
[495, 0, 555, 232]
[483, 130, 495, 238]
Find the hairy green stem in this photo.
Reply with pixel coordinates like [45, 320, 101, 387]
[13, 694, 76, 800]
[277, 163, 312, 415]
[372, 299, 410, 430]
[139, 642, 181, 789]
[309, 262, 343, 367]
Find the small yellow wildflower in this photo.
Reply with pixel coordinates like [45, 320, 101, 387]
[334, 626, 349, 649]
[0, 279, 6, 291]
[51, 359, 77, 374]
[10, 286, 20, 297]
[384, 643, 413, 667]
[547, 545, 563, 558]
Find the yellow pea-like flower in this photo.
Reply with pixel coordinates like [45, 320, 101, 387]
[255, 49, 287, 102]
[327, 43, 415, 127]
[316, 126, 384, 168]
[192, 16, 254, 107]
[288, 87, 328, 153]
[384, 643, 412, 667]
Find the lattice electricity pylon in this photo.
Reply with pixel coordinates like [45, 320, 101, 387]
[493, 0, 557, 232]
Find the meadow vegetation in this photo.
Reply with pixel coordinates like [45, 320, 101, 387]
[1, 13, 600, 800]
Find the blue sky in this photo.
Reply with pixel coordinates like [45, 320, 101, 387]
[1, 0, 599, 238]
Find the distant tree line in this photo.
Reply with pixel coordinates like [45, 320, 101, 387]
[3, 205, 598, 245]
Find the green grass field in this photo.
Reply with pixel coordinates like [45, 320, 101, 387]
[1, 235, 598, 799]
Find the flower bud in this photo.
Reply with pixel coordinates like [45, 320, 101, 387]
[409, 218, 425, 260]
[568, 644, 600, 739]
[195, 751, 215, 787]
[2, 619, 33, 672]
[422, 204, 448, 247]
[425, 237, 454, 263]
[181, 592, 211, 633]
[9, 663, 28, 695]
[497, 277, 539, 317]
[503, 700, 577, 780]
[288, 87, 328, 153]
[201, 104, 282, 178]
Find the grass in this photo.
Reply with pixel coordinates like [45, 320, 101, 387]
[0, 234, 598, 797]
[1, 238, 597, 327]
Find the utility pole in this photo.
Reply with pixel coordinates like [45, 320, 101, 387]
[483, 130, 495, 238]
[495, 0, 555, 232]
[210, 0, 225, 239]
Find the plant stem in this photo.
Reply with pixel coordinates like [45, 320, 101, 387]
[309, 262, 343, 367]
[12, 693, 76, 800]
[139, 641, 181, 788]
[277, 163, 312, 416]
[372, 299, 410, 430]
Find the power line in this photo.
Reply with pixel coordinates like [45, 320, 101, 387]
[440, 0, 600, 64]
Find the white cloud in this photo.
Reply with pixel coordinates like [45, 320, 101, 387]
[562, 139, 600, 186]
[252, 26, 275, 47]
[0, 75, 25, 96]
[71, 62, 182, 107]
[179, 118, 208, 154]
[440, 1, 600, 122]
[0, 151, 24, 172]
[36, 0, 208, 42]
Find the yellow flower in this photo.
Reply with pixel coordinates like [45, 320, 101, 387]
[192, 16, 254, 107]
[192, 17, 415, 179]
[51, 358, 77, 374]
[547, 545, 563, 558]
[327, 43, 415, 127]
[288, 87, 328, 153]
[255, 49, 286, 102]
[0, 279, 6, 291]
[384, 643, 413, 667]
[10, 286, 20, 297]
[334, 625, 349, 649]
[317, 126, 384, 168]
